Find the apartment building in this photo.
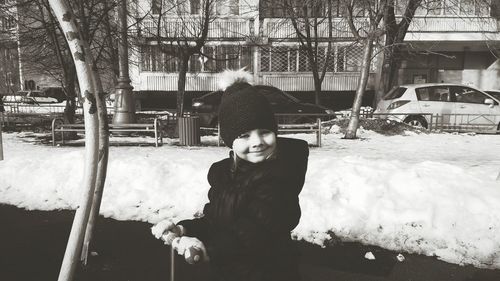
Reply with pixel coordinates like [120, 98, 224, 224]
[0, 0, 20, 95]
[131, 0, 500, 109]
[2, 0, 500, 109]
[396, 0, 500, 90]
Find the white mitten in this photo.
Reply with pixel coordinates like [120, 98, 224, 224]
[151, 220, 185, 245]
[172, 236, 209, 264]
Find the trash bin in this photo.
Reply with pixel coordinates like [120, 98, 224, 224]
[178, 116, 200, 146]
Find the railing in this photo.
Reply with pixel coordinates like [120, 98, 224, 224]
[139, 16, 253, 39]
[261, 73, 375, 91]
[200, 113, 336, 147]
[1, 103, 117, 115]
[262, 18, 367, 39]
[431, 113, 500, 133]
[358, 112, 435, 131]
[360, 112, 500, 134]
[138, 72, 375, 92]
[262, 16, 499, 39]
[139, 72, 220, 91]
[409, 16, 498, 33]
[2, 103, 81, 114]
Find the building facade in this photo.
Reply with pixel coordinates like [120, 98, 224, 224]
[130, 0, 500, 109]
[396, 0, 500, 91]
[3, 0, 500, 109]
[0, 0, 20, 95]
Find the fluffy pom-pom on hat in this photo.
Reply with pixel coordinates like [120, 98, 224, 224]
[218, 70, 277, 148]
[218, 68, 254, 91]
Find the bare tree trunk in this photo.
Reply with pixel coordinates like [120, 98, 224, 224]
[81, 63, 109, 265]
[313, 74, 322, 105]
[177, 52, 189, 117]
[345, 38, 374, 139]
[376, 45, 401, 106]
[63, 65, 77, 125]
[375, 0, 422, 106]
[47, 1, 103, 280]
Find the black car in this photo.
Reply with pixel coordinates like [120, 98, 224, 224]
[192, 85, 335, 127]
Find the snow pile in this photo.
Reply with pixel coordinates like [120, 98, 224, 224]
[1, 131, 500, 269]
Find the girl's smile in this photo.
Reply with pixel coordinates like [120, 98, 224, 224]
[232, 129, 277, 163]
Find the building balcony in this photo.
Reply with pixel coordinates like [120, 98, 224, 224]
[262, 16, 500, 41]
[261, 72, 375, 92]
[135, 72, 220, 91]
[135, 71, 374, 92]
[262, 18, 361, 40]
[138, 15, 253, 40]
[406, 16, 500, 41]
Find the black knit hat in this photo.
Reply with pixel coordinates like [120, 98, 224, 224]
[218, 81, 277, 148]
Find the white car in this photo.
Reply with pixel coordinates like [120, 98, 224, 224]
[20, 90, 59, 104]
[375, 83, 500, 133]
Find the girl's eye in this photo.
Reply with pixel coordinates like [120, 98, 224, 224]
[237, 133, 250, 139]
[260, 129, 271, 135]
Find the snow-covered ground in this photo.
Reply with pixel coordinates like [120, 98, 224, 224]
[0, 128, 499, 269]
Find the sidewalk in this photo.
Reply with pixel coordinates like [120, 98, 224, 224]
[0, 204, 499, 281]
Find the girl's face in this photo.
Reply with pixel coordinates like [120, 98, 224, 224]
[232, 129, 277, 163]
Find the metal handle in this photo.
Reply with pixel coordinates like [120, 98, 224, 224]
[170, 246, 175, 281]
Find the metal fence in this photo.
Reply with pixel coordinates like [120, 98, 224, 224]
[2, 107, 499, 135]
[359, 112, 500, 134]
[430, 113, 500, 134]
[2, 103, 85, 115]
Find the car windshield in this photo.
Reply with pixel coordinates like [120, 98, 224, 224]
[485, 91, 500, 101]
[383, 87, 407, 100]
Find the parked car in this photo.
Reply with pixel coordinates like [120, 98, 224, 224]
[21, 90, 62, 104]
[192, 85, 336, 127]
[375, 83, 500, 132]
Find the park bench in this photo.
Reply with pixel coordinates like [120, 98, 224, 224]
[278, 118, 323, 147]
[202, 117, 323, 147]
[51, 118, 164, 147]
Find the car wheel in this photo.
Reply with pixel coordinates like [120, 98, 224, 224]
[404, 115, 428, 129]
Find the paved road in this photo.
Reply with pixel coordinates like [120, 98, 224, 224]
[0, 204, 499, 281]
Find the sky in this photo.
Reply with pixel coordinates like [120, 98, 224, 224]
[0, 126, 499, 269]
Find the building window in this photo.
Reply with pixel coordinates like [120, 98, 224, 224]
[1, 16, 15, 30]
[6, 72, 12, 87]
[152, 0, 202, 15]
[216, 0, 239, 16]
[207, 45, 251, 72]
[140, 44, 251, 73]
[270, 47, 289, 72]
[190, 0, 201, 14]
[260, 45, 364, 73]
[152, 0, 161, 14]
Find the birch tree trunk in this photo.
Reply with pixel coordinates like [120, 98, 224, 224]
[81, 63, 110, 265]
[74, 0, 110, 265]
[47, 0, 101, 280]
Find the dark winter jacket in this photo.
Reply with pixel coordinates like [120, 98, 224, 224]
[178, 137, 309, 281]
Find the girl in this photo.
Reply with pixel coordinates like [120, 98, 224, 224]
[157, 71, 309, 281]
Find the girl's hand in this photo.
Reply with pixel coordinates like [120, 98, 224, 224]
[151, 220, 185, 245]
[172, 236, 210, 264]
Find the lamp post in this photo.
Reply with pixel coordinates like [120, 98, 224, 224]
[112, 0, 135, 124]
